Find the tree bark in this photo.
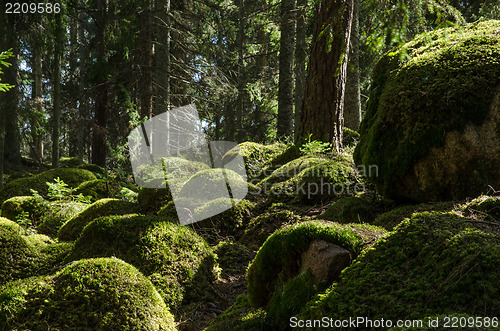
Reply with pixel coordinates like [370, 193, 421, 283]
[343, 0, 361, 131]
[277, 0, 296, 139]
[92, 0, 108, 167]
[296, 0, 354, 153]
[31, 43, 44, 163]
[140, 0, 153, 119]
[52, 12, 63, 168]
[294, 0, 307, 140]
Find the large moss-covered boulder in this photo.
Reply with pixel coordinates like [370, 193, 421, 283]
[73, 179, 122, 201]
[1, 196, 48, 226]
[0, 258, 176, 330]
[36, 201, 89, 237]
[57, 198, 140, 241]
[0, 218, 72, 284]
[0, 168, 97, 203]
[66, 214, 218, 308]
[300, 211, 500, 322]
[354, 20, 500, 202]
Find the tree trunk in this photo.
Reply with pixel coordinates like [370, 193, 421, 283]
[277, 0, 296, 139]
[236, 0, 246, 141]
[343, 0, 361, 131]
[77, 10, 88, 162]
[92, 0, 108, 167]
[294, 0, 307, 140]
[140, 0, 153, 119]
[31, 45, 44, 163]
[153, 0, 171, 115]
[296, 0, 354, 153]
[52, 12, 63, 168]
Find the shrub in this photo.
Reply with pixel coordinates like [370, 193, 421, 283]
[0, 258, 176, 330]
[57, 198, 140, 241]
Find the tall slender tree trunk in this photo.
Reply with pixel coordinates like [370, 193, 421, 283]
[92, 0, 108, 167]
[77, 11, 88, 162]
[236, 0, 246, 141]
[294, 0, 307, 140]
[344, 0, 361, 130]
[296, 0, 354, 153]
[140, 0, 153, 119]
[277, 0, 296, 139]
[52, 12, 63, 168]
[153, 0, 171, 115]
[31, 46, 44, 163]
[68, 14, 79, 158]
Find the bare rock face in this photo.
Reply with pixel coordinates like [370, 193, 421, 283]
[300, 239, 352, 284]
[354, 21, 500, 202]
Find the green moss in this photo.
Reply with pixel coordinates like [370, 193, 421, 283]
[37, 201, 88, 237]
[463, 195, 500, 221]
[73, 179, 122, 201]
[373, 201, 455, 230]
[213, 241, 255, 278]
[247, 221, 363, 308]
[300, 211, 500, 322]
[0, 218, 72, 284]
[1, 195, 48, 226]
[57, 198, 140, 241]
[66, 214, 218, 308]
[205, 294, 267, 331]
[0, 168, 97, 203]
[58, 157, 82, 168]
[257, 156, 329, 187]
[78, 163, 108, 177]
[355, 20, 500, 199]
[138, 187, 173, 213]
[342, 127, 360, 147]
[0, 258, 176, 330]
[318, 195, 380, 224]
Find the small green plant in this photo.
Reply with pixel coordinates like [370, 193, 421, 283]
[47, 177, 71, 200]
[300, 133, 331, 156]
[116, 187, 138, 202]
[15, 211, 32, 228]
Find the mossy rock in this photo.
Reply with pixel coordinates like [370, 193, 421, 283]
[354, 20, 500, 202]
[205, 294, 267, 331]
[138, 187, 173, 213]
[213, 241, 255, 278]
[247, 221, 363, 308]
[373, 201, 455, 230]
[268, 157, 362, 203]
[78, 163, 108, 177]
[318, 194, 388, 224]
[300, 211, 500, 321]
[1, 196, 48, 226]
[259, 144, 303, 178]
[0, 218, 72, 284]
[0, 258, 176, 330]
[0, 168, 97, 203]
[66, 214, 218, 308]
[222, 142, 289, 180]
[37, 201, 89, 237]
[73, 179, 122, 201]
[342, 127, 360, 147]
[463, 195, 500, 221]
[58, 156, 82, 168]
[57, 198, 140, 241]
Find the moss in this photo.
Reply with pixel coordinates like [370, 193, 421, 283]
[342, 127, 360, 147]
[247, 221, 363, 308]
[318, 195, 381, 224]
[78, 163, 108, 177]
[58, 157, 82, 168]
[0, 168, 97, 203]
[73, 179, 122, 201]
[138, 187, 173, 213]
[213, 240, 255, 278]
[57, 198, 140, 241]
[300, 211, 500, 322]
[66, 214, 218, 308]
[1, 195, 48, 226]
[463, 195, 500, 221]
[373, 201, 455, 230]
[0, 218, 72, 284]
[37, 201, 88, 237]
[222, 142, 289, 180]
[205, 294, 267, 331]
[0, 258, 176, 330]
[257, 156, 329, 187]
[354, 20, 500, 199]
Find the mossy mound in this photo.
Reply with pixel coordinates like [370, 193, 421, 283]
[247, 221, 363, 308]
[257, 156, 329, 187]
[318, 193, 391, 224]
[0, 218, 72, 284]
[373, 201, 455, 230]
[0, 258, 176, 330]
[300, 211, 500, 322]
[205, 294, 267, 331]
[36, 201, 89, 237]
[267, 157, 362, 203]
[222, 142, 288, 180]
[463, 195, 500, 221]
[354, 20, 500, 201]
[1, 196, 48, 226]
[342, 127, 360, 147]
[58, 156, 82, 168]
[78, 163, 108, 177]
[73, 179, 122, 201]
[0, 168, 97, 203]
[138, 187, 173, 213]
[66, 214, 218, 308]
[213, 241, 255, 278]
[57, 198, 140, 241]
